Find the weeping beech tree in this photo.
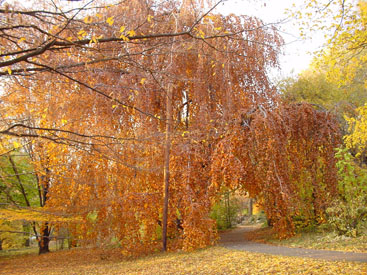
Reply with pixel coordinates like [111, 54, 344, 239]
[0, 0, 340, 254]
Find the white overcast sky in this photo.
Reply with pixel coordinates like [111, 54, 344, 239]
[219, 0, 327, 79]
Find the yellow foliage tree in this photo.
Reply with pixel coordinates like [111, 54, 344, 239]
[345, 103, 367, 162]
[293, 0, 367, 86]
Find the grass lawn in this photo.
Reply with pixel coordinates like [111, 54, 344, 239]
[245, 226, 367, 253]
[0, 246, 366, 275]
[0, 241, 60, 260]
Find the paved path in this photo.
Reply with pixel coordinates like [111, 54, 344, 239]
[219, 225, 367, 263]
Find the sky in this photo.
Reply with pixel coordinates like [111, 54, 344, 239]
[219, 0, 327, 78]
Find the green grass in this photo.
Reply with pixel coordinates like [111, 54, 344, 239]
[0, 246, 39, 259]
[0, 246, 366, 274]
[0, 241, 59, 260]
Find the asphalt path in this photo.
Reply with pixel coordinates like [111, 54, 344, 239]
[219, 225, 367, 263]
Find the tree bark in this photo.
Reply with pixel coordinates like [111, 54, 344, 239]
[162, 84, 173, 252]
[38, 223, 50, 255]
[23, 223, 30, 247]
[248, 198, 253, 216]
[225, 192, 231, 228]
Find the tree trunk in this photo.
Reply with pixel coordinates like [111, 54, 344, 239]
[23, 223, 30, 247]
[248, 198, 253, 216]
[0, 239, 3, 250]
[38, 223, 50, 255]
[225, 192, 231, 228]
[162, 83, 173, 252]
[267, 217, 274, 227]
[24, 238, 30, 247]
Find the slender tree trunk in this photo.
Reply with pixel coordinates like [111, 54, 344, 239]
[38, 223, 50, 254]
[0, 239, 3, 250]
[162, 84, 173, 252]
[248, 198, 253, 216]
[225, 192, 231, 228]
[38, 168, 51, 255]
[8, 155, 31, 207]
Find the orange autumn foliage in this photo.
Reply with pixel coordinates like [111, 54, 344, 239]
[0, 0, 340, 254]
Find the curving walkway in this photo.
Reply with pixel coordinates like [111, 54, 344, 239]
[219, 225, 367, 263]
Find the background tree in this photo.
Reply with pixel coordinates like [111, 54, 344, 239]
[291, 0, 367, 86]
[0, 141, 64, 254]
[279, 66, 367, 135]
[344, 104, 367, 164]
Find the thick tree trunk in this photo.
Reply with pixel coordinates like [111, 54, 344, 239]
[23, 223, 30, 247]
[162, 84, 172, 252]
[267, 217, 274, 227]
[24, 238, 30, 247]
[38, 223, 50, 255]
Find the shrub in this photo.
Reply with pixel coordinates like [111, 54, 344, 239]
[210, 191, 241, 230]
[326, 148, 367, 237]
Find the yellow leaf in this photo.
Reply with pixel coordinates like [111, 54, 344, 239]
[7, 67, 11, 75]
[119, 26, 126, 33]
[90, 36, 100, 44]
[205, 15, 216, 21]
[106, 16, 114, 26]
[147, 15, 154, 23]
[120, 34, 129, 41]
[112, 105, 117, 108]
[13, 141, 21, 148]
[77, 30, 87, 40]
[198, 29, 205, 39]
[127, 30, 136, 37]
[61, 119, 67, 124]
[140, 78, 146, 85]
[18, 37, 26, 43]
[84, 16, 92, 24]
[214, 27, 222, 31]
